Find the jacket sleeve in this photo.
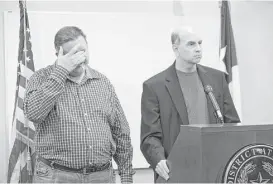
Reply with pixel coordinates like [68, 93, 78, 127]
[140, 82, 165, 169]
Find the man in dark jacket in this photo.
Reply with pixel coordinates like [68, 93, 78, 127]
[140, 26, 240, 182]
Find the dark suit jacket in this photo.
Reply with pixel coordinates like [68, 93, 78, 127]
[140, 62, 240, 177]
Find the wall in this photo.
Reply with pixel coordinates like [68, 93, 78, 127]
[230, 1, 273, 124]
[1, 1, 273, 183]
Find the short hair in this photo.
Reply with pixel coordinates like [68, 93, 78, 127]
[171, 26, 193, 45]
[54, 26, 87, 51]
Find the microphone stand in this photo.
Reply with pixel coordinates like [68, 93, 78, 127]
[214, 111, 224, 125]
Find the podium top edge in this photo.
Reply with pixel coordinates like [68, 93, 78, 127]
[180, 123, 273, 132]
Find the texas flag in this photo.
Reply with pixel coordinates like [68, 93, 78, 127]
[219, 0, 242, 120]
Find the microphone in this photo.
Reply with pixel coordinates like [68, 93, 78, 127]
[204, 85, 224, 124]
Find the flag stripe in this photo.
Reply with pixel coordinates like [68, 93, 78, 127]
[16, 149, 36, 183]
[229, 66, 242, 119]
[19, 75, 27, 89]
[16, 131, 35, 149]
[14, 147, 27, 183]
[16, 106, 35, 130]
[7, 139, 27, 183]
[9, 118, 17, 154]
[17, 97, 24, 111]
[9, 151, 21, 183]
[20, 63, 34, 80]
[11, 70, 21, 128]
[20, 148, 36, 183]
[20, 161, 31, 183]
[16, 119, 35, 140]
[18, 86, 26, 100]
[19, 159, 29, 183]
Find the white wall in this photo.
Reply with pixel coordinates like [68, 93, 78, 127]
[230, 1, 273, 124]
[1, 1, 273, 183]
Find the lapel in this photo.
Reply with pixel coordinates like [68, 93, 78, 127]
[165, 62, 189, 125]
[164, 63, 218, 125]
[196, 64, 217, 123]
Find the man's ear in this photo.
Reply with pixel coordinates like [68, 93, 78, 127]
[55, 47, 59, 56]
[172, 44, 178, 51]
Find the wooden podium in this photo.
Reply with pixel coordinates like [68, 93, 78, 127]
[156, 123, 273, 183]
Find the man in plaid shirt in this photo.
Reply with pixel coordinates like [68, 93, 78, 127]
[24, 26, 134, 183]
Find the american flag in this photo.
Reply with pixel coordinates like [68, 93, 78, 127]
[7, 0, 36, 183]
[219, 0, 242, 119]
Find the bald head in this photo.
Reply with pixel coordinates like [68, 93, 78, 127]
[171, 26, 197, 45]
[171, 26, 203, 67]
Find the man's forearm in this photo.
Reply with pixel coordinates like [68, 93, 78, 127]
[24, 66, 69, 122]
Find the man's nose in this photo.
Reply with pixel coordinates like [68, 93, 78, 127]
[195, 45, 202, 53]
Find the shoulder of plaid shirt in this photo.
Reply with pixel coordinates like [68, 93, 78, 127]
[23, 63, 135, 183]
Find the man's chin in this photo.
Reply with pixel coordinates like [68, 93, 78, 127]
[192, 58, 201, 64]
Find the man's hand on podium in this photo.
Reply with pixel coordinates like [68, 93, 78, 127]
[155, 160, 170, 181]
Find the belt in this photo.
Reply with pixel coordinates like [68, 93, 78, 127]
[37, 155, 111, 175]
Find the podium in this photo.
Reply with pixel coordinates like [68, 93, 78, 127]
[156, 123, 273, 183]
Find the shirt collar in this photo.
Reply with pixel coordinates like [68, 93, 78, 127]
[85, 65, 100, 79]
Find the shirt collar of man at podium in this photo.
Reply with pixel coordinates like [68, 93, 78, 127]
[140, 26, 240, 182]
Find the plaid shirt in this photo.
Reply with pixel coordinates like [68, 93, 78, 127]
[23, 64, 134, 183]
